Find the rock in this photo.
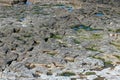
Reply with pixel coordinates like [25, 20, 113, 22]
[0, 1, 120, 80]
[0, 58, 6, 71]
[64, 57, 75, 62]
[0, 0, 27, 6]
[25, 63, 36, 69]
[94, 65, 120, 80]
[43, 50, 58, 56]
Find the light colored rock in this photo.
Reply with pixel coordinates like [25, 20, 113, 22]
[64, 57, 74, 62]
[95, 65, 120, 80]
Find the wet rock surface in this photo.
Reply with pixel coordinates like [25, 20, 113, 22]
[0, 1, 120, 80]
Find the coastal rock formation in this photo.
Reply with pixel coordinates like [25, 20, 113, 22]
[0, 0, 27, 6]
[0, 0, 120, 80]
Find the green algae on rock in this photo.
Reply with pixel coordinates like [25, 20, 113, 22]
[85, 72, 96, 75]
[113, 55, 120, 60]
[59, 71, 76, 76]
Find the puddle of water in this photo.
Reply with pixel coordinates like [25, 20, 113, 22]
[58, 5, 66, 9]
[72, 25, 103, 31]
[95, 13, 104, 17]
[26, 1, 32, 6]
[55, 5, 73, 12]
[67, 7, 73, 12]
[79, 25, 92, 31]
[72, 25, 92, 31]
[19, 17, 25, 22]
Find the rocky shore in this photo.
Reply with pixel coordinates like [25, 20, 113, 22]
[0, 0, 120, 80]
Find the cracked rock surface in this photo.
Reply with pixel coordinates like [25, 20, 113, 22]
[0, 0, 120, 80]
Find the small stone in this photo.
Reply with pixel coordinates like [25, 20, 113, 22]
[43, 50, 58, 56]
[33, 71, 41, 77]
[71, 78, 77, 80]
[52, 62, 64, 68]
[79, 73, 87, 79]
[64, 57, 74, 62]
[94, 76, 106, 80]
[46, 71, 53, 75]
[25, 63, 36, 69]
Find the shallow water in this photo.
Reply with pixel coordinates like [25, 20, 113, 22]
[55, 5, 73, 12]
[19, 17, 25, 22]
[72, 25, 92, 31]
[72, 25, 103, 31]
[95, 13, 104, 17]
[67, 7, 73, 12]
[26, 1, 32, 6]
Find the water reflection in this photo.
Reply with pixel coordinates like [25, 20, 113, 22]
[72, 25, 103, 31]
[95, 13, 104, 16]
[72, 25, 92, 31]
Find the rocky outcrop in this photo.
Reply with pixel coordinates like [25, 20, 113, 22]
[81, 0, 120, 7]
[26, 0, 120, 8]
[0, 0, 27, 6]
[0, 0, 119, 7]
[0, 0, 120, 80]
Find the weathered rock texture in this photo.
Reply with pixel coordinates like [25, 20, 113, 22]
[0, 0, 27, 6]
[0, 0, 120, 80]
[0, 0, 120, 7]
